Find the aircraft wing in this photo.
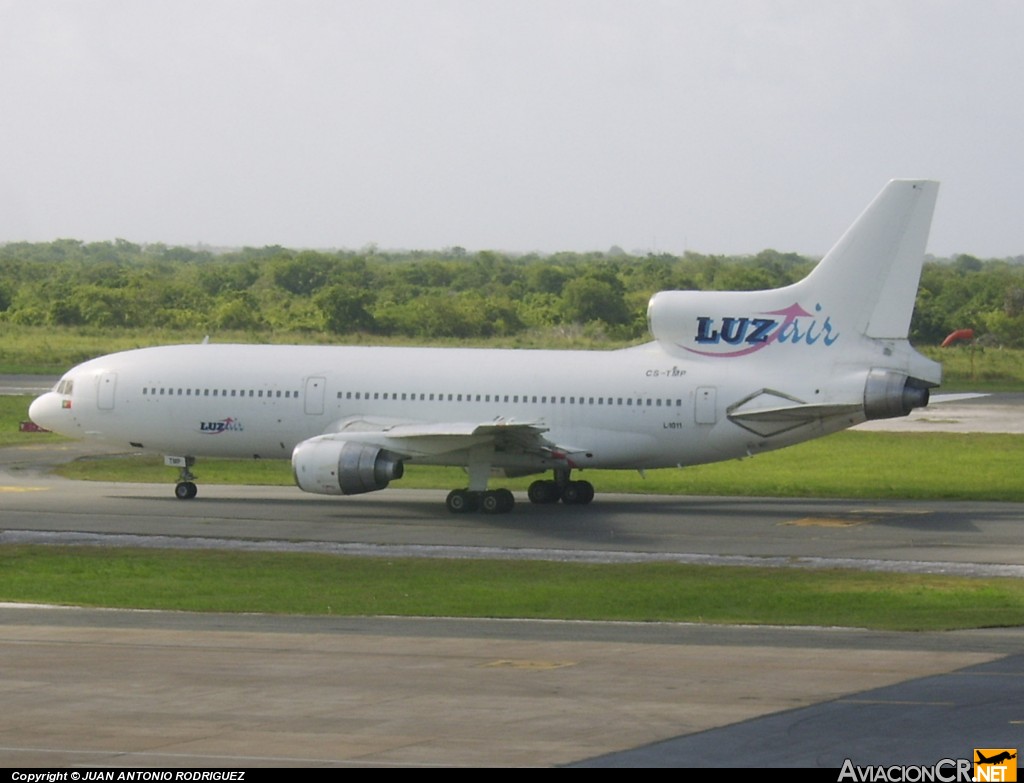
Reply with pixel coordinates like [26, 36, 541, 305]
[319, 416, 572, 459]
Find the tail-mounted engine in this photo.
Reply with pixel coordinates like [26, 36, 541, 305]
[292, 437, 404, 496]
[863, 369, 931, 420]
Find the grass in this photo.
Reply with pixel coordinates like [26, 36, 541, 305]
[51, 430, 1024, 502]
[923, 345, 1024, 392]
[2, 545, 1023, 631]
[3, 325, 1024, 389]
[0, 325, 624, 374]
[0, 396, 66, 447]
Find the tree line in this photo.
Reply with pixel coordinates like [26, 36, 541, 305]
[1, 239, 1022, 347]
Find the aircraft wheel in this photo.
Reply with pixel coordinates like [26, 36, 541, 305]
[175, 481, 198, 500]
[528, 480, 561, 504]
[496, 488, 515, 511]
[446, 489, 479, 514]
[576, 480, 594, 504]
[561, 480, 594, 505]
[481, 488, 515, 514]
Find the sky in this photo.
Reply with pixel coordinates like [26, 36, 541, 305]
[1, 1, 1022, 258]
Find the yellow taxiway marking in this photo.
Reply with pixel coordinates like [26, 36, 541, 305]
[0, 486, 49, 493]
[482, 660, 577, 671]
[787, 517, 866, 528]
[839, 698, 956, 706]
[784, 508, 933, 527]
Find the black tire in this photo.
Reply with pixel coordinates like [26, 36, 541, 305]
[562, 480, 594, 506]
[528, 480, 560, 504]
[481, 488, 515, 514]
[496, 488, 515, 512]
[575, 479, 594, 504]
[446, 489, 478, 513]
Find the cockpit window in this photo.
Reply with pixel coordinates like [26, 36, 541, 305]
[56, 379, 74, 395]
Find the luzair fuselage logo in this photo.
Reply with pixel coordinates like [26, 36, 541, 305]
[199, 417, 244, 434]
[684, 301, 839, 358]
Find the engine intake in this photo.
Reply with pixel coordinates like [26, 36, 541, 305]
[863, 369, 931, 420]
[292, 437, 404, 496]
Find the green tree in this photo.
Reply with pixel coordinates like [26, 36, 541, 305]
[561, 276, 631, 325]
[315, 285, 376, 334]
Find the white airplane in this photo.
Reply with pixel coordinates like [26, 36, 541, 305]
[29, 179, 942, 514]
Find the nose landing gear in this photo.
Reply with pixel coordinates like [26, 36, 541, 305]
[167, 455, 198, 500]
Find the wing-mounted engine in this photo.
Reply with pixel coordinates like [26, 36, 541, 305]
[862, 368, 931, 420]
[292, 436, 404, 496]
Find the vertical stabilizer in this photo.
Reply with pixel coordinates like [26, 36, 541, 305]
[798, 179, 939, 339]
[647, 180, 940, 354]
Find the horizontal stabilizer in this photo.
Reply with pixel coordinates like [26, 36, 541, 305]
[728, 402, 862, 437]
[726, 388, 863, 437]
[928, 393, 988, 404]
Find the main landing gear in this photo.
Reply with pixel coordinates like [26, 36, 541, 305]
[526, 477, 594, 505]
[167, 456, 198, 500]
[445, 488, 515, 514]
[445, 470, 595, 514]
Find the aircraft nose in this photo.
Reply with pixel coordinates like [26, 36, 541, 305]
[28, 392, 66, 433]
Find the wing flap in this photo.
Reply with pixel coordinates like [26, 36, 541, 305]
[321, 416, 562, 459]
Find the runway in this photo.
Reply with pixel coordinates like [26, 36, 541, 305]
[2, 385, 1024, 766]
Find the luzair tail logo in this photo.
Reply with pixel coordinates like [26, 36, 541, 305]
[685, 302, 840, 358]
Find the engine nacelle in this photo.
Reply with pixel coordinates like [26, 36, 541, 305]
[292, 437, 404, 496]
[863, 369, 931, 420]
